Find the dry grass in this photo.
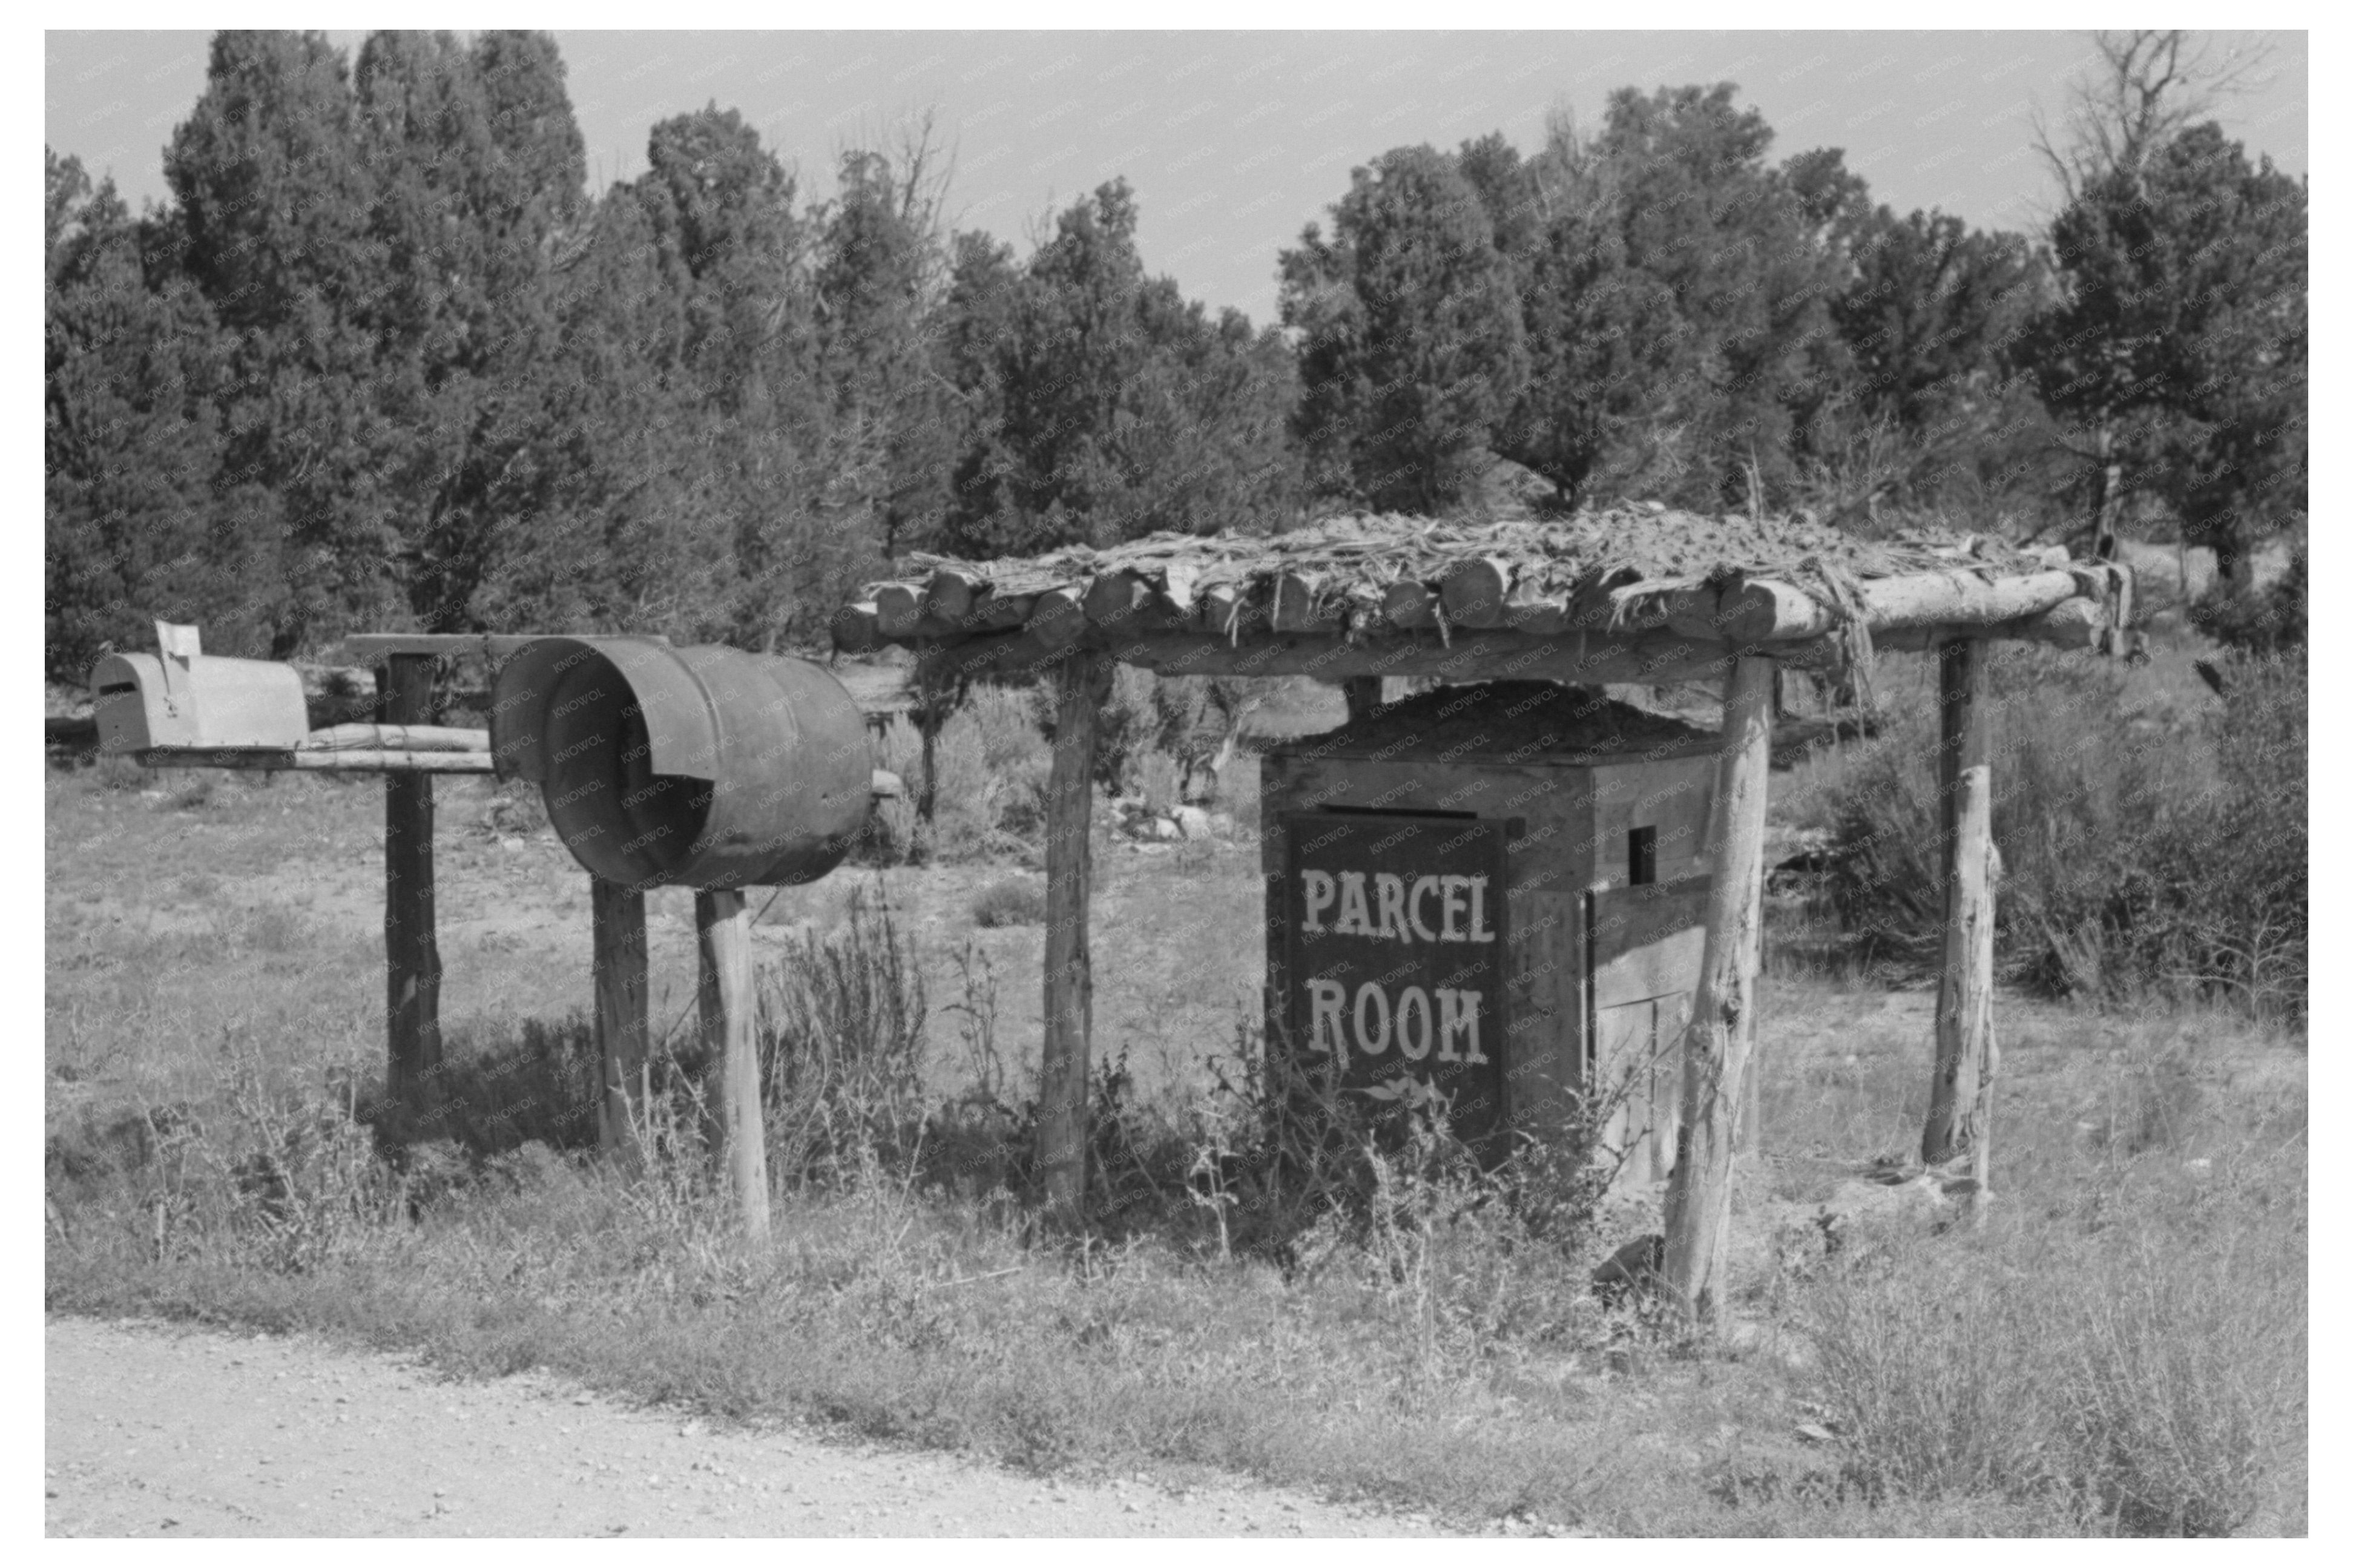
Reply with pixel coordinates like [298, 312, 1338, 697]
[44, 754, 2305, 1535]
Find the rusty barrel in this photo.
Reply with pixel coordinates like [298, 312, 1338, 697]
[489, 637, 870, 890]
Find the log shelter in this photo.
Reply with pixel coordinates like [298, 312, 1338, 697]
[835, 507, 2138, 1326]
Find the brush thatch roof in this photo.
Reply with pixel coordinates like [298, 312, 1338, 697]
[832, 508, 2136, 687]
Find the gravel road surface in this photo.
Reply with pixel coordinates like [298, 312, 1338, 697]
[45, 1316, 1440, 1538]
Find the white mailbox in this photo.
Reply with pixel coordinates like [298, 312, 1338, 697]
[88, 622, 308, 753]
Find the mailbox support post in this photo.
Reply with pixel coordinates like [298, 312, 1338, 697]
[592, 877, 651, 1163]
[380, 653, 443, 1108]
[697, 888, 770, 1239]
[1038, 650, 1105, 1223]
[1340, 677, 1383, 723]
[1662, 653, 1775, 1332]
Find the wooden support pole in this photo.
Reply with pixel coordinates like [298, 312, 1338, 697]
[1933, 635, 1965, 880]
[591, 877, 650, 1162]
[1340, 676, 1383, 723]
[697, 888, 769, 1239]
[1661, 654, 1775, 1332]
[1922, 639, 1998, 1193]
[913, 660, 950, 830]
[1039, 650, 1105, 1222]
[380, 654, 442, 1109]
[1737, 888, 1765, 1161]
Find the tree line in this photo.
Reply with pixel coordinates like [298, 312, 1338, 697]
[45, 29, 2305, 677]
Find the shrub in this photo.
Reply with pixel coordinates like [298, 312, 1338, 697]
[961, 682, 1052, 835]
[479, 779, 548, 838]
[2187, 544, 2305, 656]
[926, 713, 1007, 860]
[1097, 664, 1163, 791]
[1136, 748, 1182, 815]
[1190, 1010, 1631, 1274]
[1096, 667, 1260, 799]
[361, 1016, 604, 1157]
[868, 685, 1054, 863]
[858, 790, 921, 866]
[858, 687, 1051, 864]
[91, 753, 151, 792]
[874, 710, 923, 786]
[970, 876, 1047, 928]
[1805, 644, 2305, 1017]
[1214, 745, 1262, 826]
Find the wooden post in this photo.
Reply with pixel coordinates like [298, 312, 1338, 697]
[697, 888, 769, 1239]
[1922, 639, 1997, 1184]
[2090, 424, 2122, 563]
[1737, 899, 1764, 1161]
[591, 877, 650, 1162]
[1661, 654, 1775, 1331]
[380, 654, 442, 1109]
[915, 663, 948, 830]
[1934, 633, 1966, 889]
[1038, 650, 1105, 1222]
[1340, 676, 1383, 723]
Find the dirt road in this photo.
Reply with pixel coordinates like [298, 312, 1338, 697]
[45, 1316, 1440, 1538]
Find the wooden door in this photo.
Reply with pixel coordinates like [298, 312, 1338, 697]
[1587, 877, 1708, 1182]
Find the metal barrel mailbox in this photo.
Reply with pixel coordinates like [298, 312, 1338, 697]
[489, 636, 872, 890]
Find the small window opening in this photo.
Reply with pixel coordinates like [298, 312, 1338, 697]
[1628, 825, 1657, 886]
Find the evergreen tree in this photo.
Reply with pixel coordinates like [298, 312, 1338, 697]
[352, 30, 588, 633]
[1280, 145, 1527, 513]
[944, 180, 1300, 556]
[1814, 203, 2053, 519]
[814, 133, 958, 561]
[165, 30, 392, 655]
[1581, 85, 1839, 507]
[2033, 122, 2305, 581]
[45, 156, 232, 674]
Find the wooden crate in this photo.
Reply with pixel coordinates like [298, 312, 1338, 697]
[1260, 682, 1718, 1178]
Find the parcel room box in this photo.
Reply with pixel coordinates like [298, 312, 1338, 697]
[1260, 682, 1720, 1180]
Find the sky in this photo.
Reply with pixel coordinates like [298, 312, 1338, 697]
[45, 28, 2308, 327]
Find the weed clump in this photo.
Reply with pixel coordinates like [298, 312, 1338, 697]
[754, 887, 930, 1190]
[969, 876, 1046, 928]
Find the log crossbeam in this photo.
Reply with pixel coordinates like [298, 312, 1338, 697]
[840, 558, 2131, 670]
[889, 595, 2116, 690]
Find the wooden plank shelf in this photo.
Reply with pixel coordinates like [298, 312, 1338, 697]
[331, 633, 671, 662]
[136, 746, 497, 774]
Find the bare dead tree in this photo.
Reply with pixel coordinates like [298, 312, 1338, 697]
[2031, 30, 2277, 203]
[891, 108, 959, 305]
